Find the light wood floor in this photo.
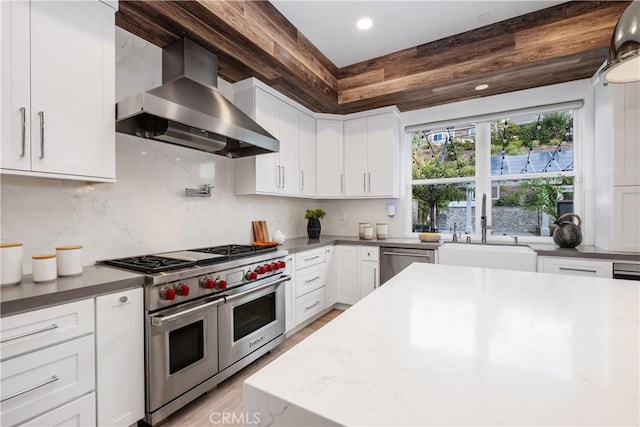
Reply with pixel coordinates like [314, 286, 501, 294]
[158, 309, 344, 427]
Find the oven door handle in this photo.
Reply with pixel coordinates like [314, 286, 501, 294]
[223, 275, 291, 303]
[150, 297, 225, 326]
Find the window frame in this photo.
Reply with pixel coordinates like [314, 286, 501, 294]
[408, 108, 581, 243]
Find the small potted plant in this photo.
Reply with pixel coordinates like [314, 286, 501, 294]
[304, 208, 326, 239]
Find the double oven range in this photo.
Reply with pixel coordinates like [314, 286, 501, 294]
[102, 245, 290, 425]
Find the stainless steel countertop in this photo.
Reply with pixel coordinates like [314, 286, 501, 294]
[279, 235, 640, 262]
[1, 265, 144, 317]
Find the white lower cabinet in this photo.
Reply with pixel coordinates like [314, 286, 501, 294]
[324, 246, 337, 308]
[538, 256, 613, 278]
[293, 249, 326, 327]
[283, 254, 296, 333]
[295, 287, 326, 325]
[96, 287, 144, 427]
[336, 245, 359, 305]
[358, 246, 380, 300]
[22, 392, 96, 427]
[0, 334, 95, 426]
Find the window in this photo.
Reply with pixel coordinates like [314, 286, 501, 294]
[411, 107, 577, 238]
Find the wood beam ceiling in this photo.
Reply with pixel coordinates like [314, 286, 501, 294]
[116, 1, 630, 114]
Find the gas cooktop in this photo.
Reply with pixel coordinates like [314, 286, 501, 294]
[101, 244, 278, 274]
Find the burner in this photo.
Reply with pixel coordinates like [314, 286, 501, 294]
[191, 244, 274, 257]
[102, 255, 196, 274]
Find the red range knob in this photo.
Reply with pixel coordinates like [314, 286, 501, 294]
[278, 260, 286, 269]
[246, 271, 258, 281]
[215, 279, 228, 290]
[161, 288, 176, 301]
[177, 284, 190, 296]
[255, 266, 266, 274]
[264, 263, 273, 272]
[271, 262, 279, 271]
[201, 278, 215, 289]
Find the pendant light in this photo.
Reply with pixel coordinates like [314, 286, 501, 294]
[600, 1, 640, 83]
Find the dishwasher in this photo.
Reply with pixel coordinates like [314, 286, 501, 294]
[380, 247, 435, 285]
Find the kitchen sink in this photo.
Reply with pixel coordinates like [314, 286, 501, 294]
[438, 242, 537, 272]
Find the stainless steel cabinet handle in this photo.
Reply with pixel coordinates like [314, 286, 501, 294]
[301, 170, 304, 191]
[151, 298, 223, 326]
[304, 255, 320, 261]
[363, 173, 366, 192]
[373, 267, 377, 288]
[558, 267, 597, 274]
[1, 375, 59, 402]
[224, 275, 291, 303]
[340, 174, 344, 194]
[368, 172, 371, 193]
[382, 252, 432, 258]
[0, 323, 58, 343]
[282, 166, 285, 188]
[277, 166, 282, 188]
[38, 111, 45, 159]
[19, 107, 26, 157]
[119, 296, 128, 303]
[304, 301, 320, 310]
[304, 276, 320, 283]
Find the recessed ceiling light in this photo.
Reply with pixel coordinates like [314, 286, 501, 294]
[475, 84, 489, 91]
[357, 17, 373, 30]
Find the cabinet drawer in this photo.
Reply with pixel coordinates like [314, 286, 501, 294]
[21, 392, 95, 427]
[295, 248, 325, 270]
[358, 246, 379, 262]
[0, 299, 94, 361]
[540, 257, 613, 278]
[295, 287, 325, 326]
[295, 265, 325, 298]
[0, 334, 95, 426]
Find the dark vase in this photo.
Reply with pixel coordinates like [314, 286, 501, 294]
[307, 219, 321, 239]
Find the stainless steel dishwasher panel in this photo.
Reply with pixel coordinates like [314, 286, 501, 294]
[380, 247, 435, 285]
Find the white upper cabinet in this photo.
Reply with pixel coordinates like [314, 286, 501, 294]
[612, 82, 640, 187]
[344, 112, 400, 198]
[298, 112, 316, 196]
[233, 81, 312, 197]
[0, 0, 116, 181]
[316, 119, 344, 197]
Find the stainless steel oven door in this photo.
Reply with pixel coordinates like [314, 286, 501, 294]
[146, 296, 223, 412]
[218, 276, 289, 371]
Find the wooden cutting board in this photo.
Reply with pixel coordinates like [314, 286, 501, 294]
[252, 221, 269, 242]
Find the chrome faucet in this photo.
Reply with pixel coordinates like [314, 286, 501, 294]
[480, 193, 492, 243]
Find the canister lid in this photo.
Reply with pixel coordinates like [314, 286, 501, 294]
[32, 254, 56, 259]
[1, 243, 23, 248]
[55, 245, 83, 250]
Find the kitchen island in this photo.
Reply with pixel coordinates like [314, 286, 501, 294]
[244, 263, 639, 426]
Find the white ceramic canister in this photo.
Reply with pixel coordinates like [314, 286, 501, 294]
[376, 223, 388, 240]
[32, 254, 57, 282]
[1, 243, 23, 286]
[363, 226, 374, 240]
[56, 245, 83, 276]
[359, 223, 371, 239]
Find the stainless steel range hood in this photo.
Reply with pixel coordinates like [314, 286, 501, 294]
[116, 38, 279, 158]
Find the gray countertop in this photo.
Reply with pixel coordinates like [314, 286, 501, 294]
[279, 235, 640, 261]
[1, 265, 144, 317]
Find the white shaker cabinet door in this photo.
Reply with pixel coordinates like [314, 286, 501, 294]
[278, 101, 300, 195]
[316, 119, 344, 197]
[336, 245, 359, 305]
[29, 1, 115, 179]
[343, 117, 368, 197]
[324, 246, 338, 308]
[298, 111, 316, 196]
[96, 288, 144, 427]
[358, 260, 378, 299]
[254, 87, 280, 193]
[367, 113, 398, 197]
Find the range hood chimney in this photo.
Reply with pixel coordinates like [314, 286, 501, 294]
[116, 38, 279, 158]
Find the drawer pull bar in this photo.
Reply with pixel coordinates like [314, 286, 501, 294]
[0, 323, 58, 343]
[304, 255, 320, 261]
[559, 267, 597, 274]
[304, 301, 320, 310]
[304, 276, 321, 283]
[1, 375, 59, 402]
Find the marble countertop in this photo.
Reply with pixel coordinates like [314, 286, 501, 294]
[279, 235, 640, 261]
[244, 263, 639, 426]
[0, 265, 144, 317]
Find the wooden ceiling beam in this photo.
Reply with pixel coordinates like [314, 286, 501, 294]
[116, 0, 630, 114]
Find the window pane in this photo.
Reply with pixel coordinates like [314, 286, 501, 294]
[491, 177, 574, 236]
[412, 182, 475, 233]
[491, 110, 573, 176]
[412, 126, 475, 180]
